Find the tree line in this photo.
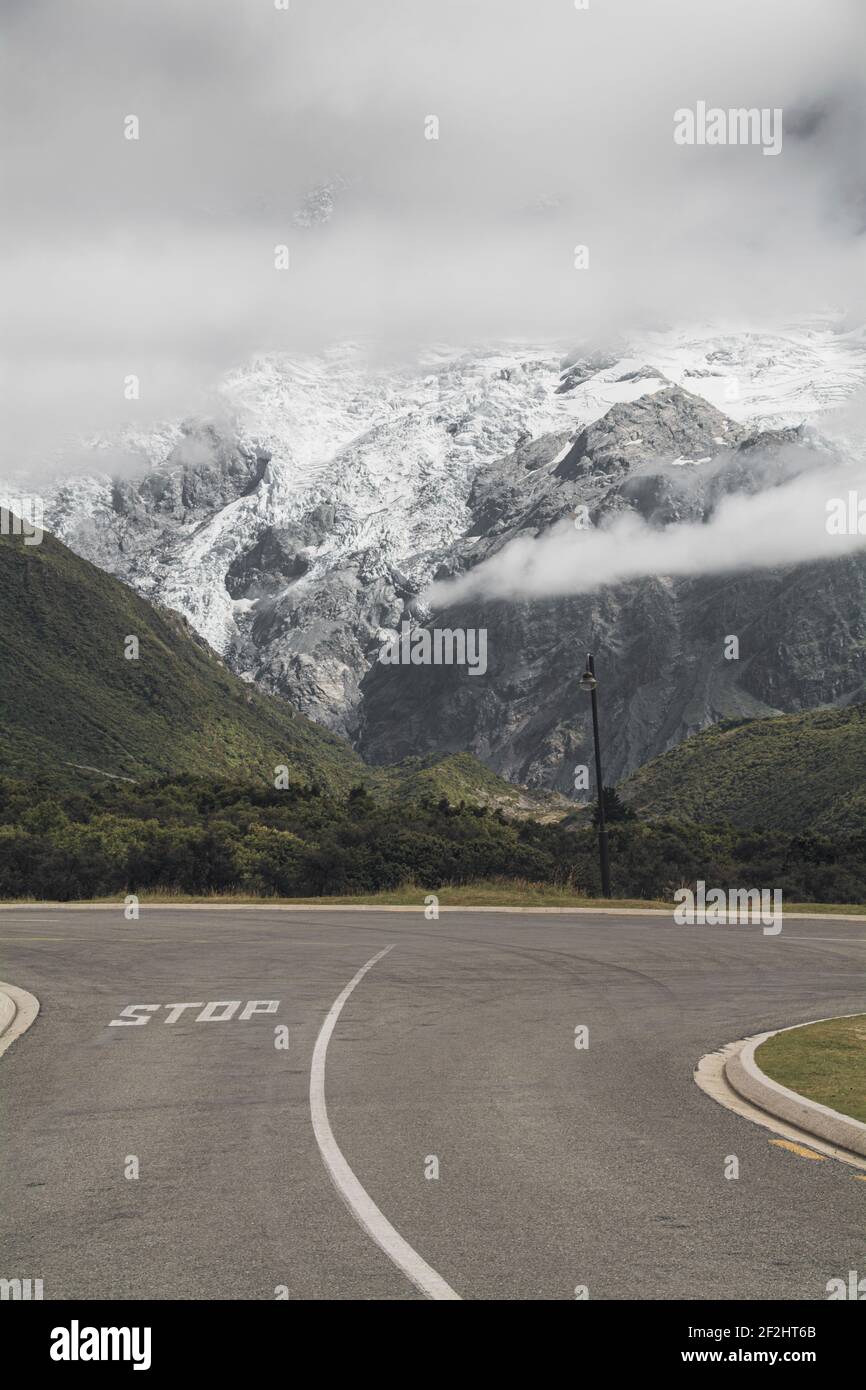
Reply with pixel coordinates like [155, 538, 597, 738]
[0, 774, 863, 903]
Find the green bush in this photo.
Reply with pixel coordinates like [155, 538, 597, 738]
[0, 773, 863, 902]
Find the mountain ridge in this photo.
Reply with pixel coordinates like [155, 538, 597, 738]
[17, 322, 866, 796]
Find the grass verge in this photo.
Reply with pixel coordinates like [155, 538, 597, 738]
[755, 1015, 866, 1125]
[0, 880, 865, 913]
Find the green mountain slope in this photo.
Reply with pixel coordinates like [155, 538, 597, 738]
[378, 752, 568, 818]
[621, 705, 866, 834]
[0, 524, 559, 813]
[0, 525, 371, 791]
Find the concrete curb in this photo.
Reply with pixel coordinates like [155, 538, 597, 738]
[724, 1015, 866, 1160]
[695, 1037, 866, 1172]
[0, 980, 40, 1060]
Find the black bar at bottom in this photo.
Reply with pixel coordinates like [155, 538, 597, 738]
[6, 1299, 861, 1374]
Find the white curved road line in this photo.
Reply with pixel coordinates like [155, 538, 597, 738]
[309, 945, 461, 1301]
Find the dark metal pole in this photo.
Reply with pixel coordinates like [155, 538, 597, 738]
[587, 653, 611, 898]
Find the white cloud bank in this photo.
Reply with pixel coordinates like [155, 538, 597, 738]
[426, 465, 866, 605]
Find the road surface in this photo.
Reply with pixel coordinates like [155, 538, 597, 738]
[1, 907, 865, 1300]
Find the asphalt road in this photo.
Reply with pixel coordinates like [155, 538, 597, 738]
[1, 907, 865, 1301]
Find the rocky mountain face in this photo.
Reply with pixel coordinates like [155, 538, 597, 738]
[32, 324, 866, 796]
[359, 390, 866, 789]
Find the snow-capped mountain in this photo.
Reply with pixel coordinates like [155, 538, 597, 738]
[33, 320, 866, 789]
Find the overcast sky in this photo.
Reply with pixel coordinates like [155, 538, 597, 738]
[2, 0, 865, 471]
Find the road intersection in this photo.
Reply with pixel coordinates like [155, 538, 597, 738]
[2, 907, 865, 1300]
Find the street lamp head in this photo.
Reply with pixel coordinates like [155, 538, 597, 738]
[579, 667, 597, 692]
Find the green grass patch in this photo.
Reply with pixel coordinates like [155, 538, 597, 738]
[2, 880, 865, 914]
[0, 880, 668, 908]
[756, 1014, 866, 1124]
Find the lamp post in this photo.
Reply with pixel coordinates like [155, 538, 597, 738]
[579, 652, 611, 898]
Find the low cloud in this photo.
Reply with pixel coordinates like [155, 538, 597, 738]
[426, 463, 866, 606]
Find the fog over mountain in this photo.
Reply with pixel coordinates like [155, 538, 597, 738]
[3, 0, 866, 473]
